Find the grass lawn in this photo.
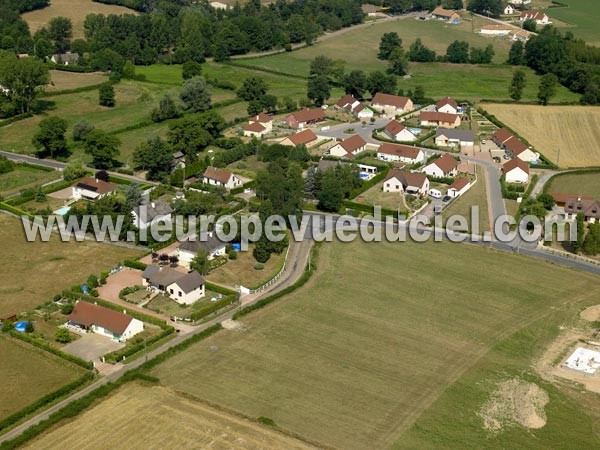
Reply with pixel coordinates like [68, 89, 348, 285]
[442, 166, 489, 233]
[150, 239, 600, 449]
[353, 181, 404, 211]
[0, 167, 61, 197]
[546, 171, 600, 199]
[543, 0, 600, 46]
[0, 335, 84, 421]
[0, 214, 143, 317]
[144, 291, 222, 318]
[46, 71, 108, 93]
[505, 199, 519, 219]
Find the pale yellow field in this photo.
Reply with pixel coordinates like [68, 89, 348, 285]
[24, 383, 316, 450]
[46, 70, 108, 92]
[22, 0, 137, 39]
[483, 104, 600, 168]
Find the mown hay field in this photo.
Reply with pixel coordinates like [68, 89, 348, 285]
[482, 104, 600, 168]
[546, 171, 600, 199]
[46, 71, 108, 93]
[151, 239, 600, 449]
[24, 383, 317, 450]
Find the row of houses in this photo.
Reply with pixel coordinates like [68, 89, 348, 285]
[492, 128, 537, 184]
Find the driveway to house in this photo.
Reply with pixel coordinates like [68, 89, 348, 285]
[62, 333, 124, 362]
[316, 118, 389, 144]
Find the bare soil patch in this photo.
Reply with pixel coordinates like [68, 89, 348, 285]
[581, 305, 600, 322]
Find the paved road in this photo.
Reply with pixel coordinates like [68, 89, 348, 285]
[317, 119, 389, 144]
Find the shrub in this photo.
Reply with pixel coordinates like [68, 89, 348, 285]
[253, 262, 265, 271]
[61, 303, 74, 315]
[55, 328, 72, 343]
[124, 260, 147, 270]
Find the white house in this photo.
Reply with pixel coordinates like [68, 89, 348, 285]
[329, 134, 367, 158]
[354, 104, 374, 120]
[51, 52, 79, 65]
[377, 143, 425, 164]
[142, 266, 206, 305]
[383, 169, 429, 196]
[371, 93, 413, 116]
[383, 120, 417, 142]
[422, 154, 459, 178]
[132, 199, 173, 230]
[480, 25, 513, 36]
[202, 167, 243, 190]
[503, 4, 515, 14]
[503, 158, 529, 183]
[72, 176, 117, 201]
[420, 111, 461, 128]
[210, 1, 229, 8]
[448, 178, 471, 198]
[520, 10, 550, 25]
[493, 128, 537, 162]
[68, 301, 144, 342]
[434, 128, 474, 148]
[508, 0, 531, 4]
[244, 113, 272, 137]
[177, 233, 228, 267]
[435, 97, 459, 115]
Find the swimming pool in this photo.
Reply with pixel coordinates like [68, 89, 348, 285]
[53, 206, 70, 216]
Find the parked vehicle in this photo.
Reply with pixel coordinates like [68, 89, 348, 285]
[429, 189, 442, 199]
[442, 195, 452, 203]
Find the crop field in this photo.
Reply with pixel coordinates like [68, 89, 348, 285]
[543, 0, 600, 46]
[0, 167, 61, 197]
[46, 71, 108, 93]
[25, 383, 316, 449]
[546, 171, 600, 199]
[151, 239, 600, 449]
[0, 336, 84, 421]
[22, 0, 137, 39]
[0, 214, 143, 316]
[482, 104, 600, 167]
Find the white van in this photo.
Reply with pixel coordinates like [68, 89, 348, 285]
[429, 189, 442, 199]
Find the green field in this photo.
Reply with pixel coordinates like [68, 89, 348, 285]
[0, 336, 84, 421]
[151, 239, 600, 449]
[546, 171, 600, 199]
[443, 166, 489, 233]
[0, 167, 61, 197]
[544, 0, 600, 46]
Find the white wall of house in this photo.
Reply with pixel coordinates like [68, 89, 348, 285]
[329, 144, 350, 157]
[505, 168, 529, 183]
[166, 282, 205, 305]
[357, 108, 374, 119]
[377, 151, 424, 164]
[422, 163, 456, 178]
[437, 104, 458, 115]
[132, 212, 172, 230]
[243, 129, 266, 138]
[516, 149, 538, 163]
[120, 319, 144, 341]
[383, 178, 405, 193]
[385, 128, 417, 142]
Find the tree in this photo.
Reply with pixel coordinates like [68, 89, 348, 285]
[537, 193, 555, 210]
[247, 99, 263, 116]
[34, 38, 54, 61]
[72, 120, 94, 141]
[572, 212, 585, 254]
[378, 32, 402, 60]
[317, 169, 344, 212]
[538, 73, 558, 105]
[25, 322, 34, 333]
[55, 328, 72, 343]
[446, 41, 470, 63]
[35, 186, 46, 202]
[507, 41, 525, 65]
[124, 184, 143, 210]
[260, 94, 278, 113]
[133, 137, 174, 181]
[467, 0, 502, 17]
[387, 47, 409, 76]
[98, 83, 115, 107]
[182, 60, 202, 80]
[151, 95, 180, 122]
[509, 70, 526, 101]
[0, 55, 50, 113]
[366, 71, 397, 96]
[168, 118, 213, 161]
[469, 44, 494, 64]
[237, 77, 267, 101]
[583, 222, 600, 256]
[62, 159, 86, 181]
[179, 76, 211, 112]
[522, 19, 537, 33]
[307, 75, 330, 105]
[413, 85, 426, 104]
[408, 38, 436, 62]
[32, 116, 68, 158]
[84, 130, 120, 169]
[48, 16, 72, 52]
[190, 250, 210, 275]
[343, 70, 367, 98]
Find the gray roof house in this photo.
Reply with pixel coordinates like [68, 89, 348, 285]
[51, 52, 79, 65]
[434, 128, 475, 148]
[178, 232, 228, 266]
[142, 266, 206, 305]
[132, 199, 173, 229]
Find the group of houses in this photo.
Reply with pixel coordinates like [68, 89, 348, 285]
[334, 94, 374, 120]
[492, 128, 538, 183]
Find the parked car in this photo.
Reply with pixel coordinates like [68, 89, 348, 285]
[503, 153, 510, 160]
[481, 139, 487, 144]
[493, 156, 501, 163]
[429, 189, 442, 199]
[442, 195, 452, 203]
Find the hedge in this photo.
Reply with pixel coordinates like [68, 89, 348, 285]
[0, 202, 34, 219]
[205, 281, 237, 296]
[349, 168, 389, 199]
[103, 327, 175, 363]
[188, 295, 238, 322]
[123, 259, 148, 270]
[38, 83, 105, 98]
[342, 200, 406, 219]
[0, 112, 33, 128]
[230, 180, 255, 195]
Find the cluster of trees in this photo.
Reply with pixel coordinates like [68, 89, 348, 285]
[467, 0, 503, 18]
[446, 40, 495, 64]
[571, 214, 600, 256]
[237, 77, 278, 116]
[378, 32, 409, 76]
[304, 164, 362, 212]
[0, 52, 50, 116]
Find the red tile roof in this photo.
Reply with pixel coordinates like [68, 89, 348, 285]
[287, 129, 317, 146]
[378, 143, 421, 159]
[203, 166, 234, 184]
[73, 177, 117, 195]
[503, 157, 529, 174]
[243, 121, 266, 132]
[492, 128, 514, 145]
[436, 97, 458, 110]
[420, 111, 459, 124]
[69, 301, 134, 335]
[250, 113, 271, 123]
[429, 153, 459, 173]
[449, 177, 470, 191]
[336, 94, 357, 108]
[288, 108, 325, 123]
[338, 134, 366, 153]
[372, 93, 411, 109]
[386, 169, 427, 189]
[384, 119, 407, 136]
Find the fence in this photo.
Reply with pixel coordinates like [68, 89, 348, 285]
[247, 243, 292, 295]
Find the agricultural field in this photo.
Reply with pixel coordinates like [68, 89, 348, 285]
[151, 239, 600, 449]
[0, 214, 143, 317]
[482, 104, 600, 167]
[22, 0, 137, 39]
[543, 0, 600, 46]
[0, 336, 84, 421]
[546, 171, 600, 199]
[0, 166, 61, 197]
[25, 383, 316, 449]
[46, 71, 108, 93]
[442, 165, 489, 233]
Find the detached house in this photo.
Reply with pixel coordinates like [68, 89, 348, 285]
[178, 232, 227, 266]
[202, 167, 243, 190]
[492, 128, 537, 162]
[480, 24, 513, 36]
[377, 143, 425, 164]
[435, 128, 474, 148]
[422, 154, 459, 178]
[503, 158, 529, 183]
[132, 199, 173, 230]
[335, 95, 374, 119]
[72, 176, 117, 201]
[436, 97, 459, 115]
[286, 108, 326, 129]
[279, 129, 318, 147]
[383, 120, 417, 142]
[51, 52, 79, 65]
[448, 178, 471, 198]
[564, 196, 600, 223]
[329, 134, 367, 158]
[243, 113, 273, 138]
[420, 111, 461, 128]
[520, 10, 550, 25]
[371, 93, 413, 116]
[142, 266, 206, 305]
[384, 170, 429, 196]
[431, 7, 461, 24]
[503, 3, 515, 14]
[68, 301, 143, 342]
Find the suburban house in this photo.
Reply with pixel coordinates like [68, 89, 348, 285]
[142, 266, 206, 305]
[510, 29, 534, 42]
[371, 93, 413, 116]
[132, 199, 173, 230]
[286, 108, 326, 129]
[329, 134, 367, 158]
[178, 232, 227, 265]
[420, 111, 461, 128]
[68, 301, 144, 342]
[279, 129, 318, 147]
[202, 167, 243, 190]
[210, 1, 229, 8]
[551, 193, 593, 208]
[448, 178, 471, 198]
[362, 4, 385, 16]
[377, 143, 425, 164]
[422, 154, 459, 178]
[436, 97, 459, 115]
[431, 7, 460, 24]
[563, 196, 600, 223]
[51, 52, 79, 65]
[503, 158, 530, 183]
[492, 128, 537, 162]
[383, 169, 429, 196]
[503, 3, 515, 14]
[434, 128, 475, 148]
[480, 24, 513, 36]
[243, 121, 268, 138]
[354, 104, 374, 119]
[383, 120, 417, 142]
[520, 10, 550, 25]
[72, 176, 117, 201]
[248, 113, 273, 132]
[335, 94, 374, 119]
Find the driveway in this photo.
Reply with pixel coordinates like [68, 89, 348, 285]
[316, 119, 389, 144]
[62, 333, 124, 362]
[97, 269, 142, 303]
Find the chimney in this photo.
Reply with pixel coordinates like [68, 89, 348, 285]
[578, 196, 582, 202]
[96, 178, 99, 183]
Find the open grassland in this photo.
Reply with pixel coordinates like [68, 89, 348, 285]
[22, 0, 137, 39]
[483, 104, 600, 167]
[0, 336, 83, 421]
[46, 71, 108, 93]
[443, 165, 489, 233]
[543, 0, 600, 46]
[546, 171, 600, 199]
[25, 383, 316, 450]
[151, 239, 600, 449]
[0, 215, 143, 316]
[0, 167, 61, 197]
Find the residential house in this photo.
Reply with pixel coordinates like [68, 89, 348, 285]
[434, 128, 475, 148]
[435, 97, 459, 115]
[550, 192, 593, 208]
[510, 29, 534, 42]
[383, 170, 429, 196]
[279, 129, 318, 147]
[480, 24, 513, 36]
[68, 301, 144, 342]
[563, 196, 600, 223]
[383, 120, 417, 142]
[422, 154, 460, 178]
[142, 266, 206, 305]
[243, 121, 268, 138]
[508, 0, 531, 4]
[448, 178, 471, 198]
[202, 166, 243, 190]
[431, 7, 461, 24]
[286, 108, 326, 129]
[492, 128, 537, 162]
[335, 95, 374, 119]
[210, 1, 229, 8]
[377, 143, 425, 164]
[72, 176, 117, 201]
[371, 93, 413, 116]
[132, 199, 173, 230]
[248, 113, 273, 132]
[361, 4, 385, 16]
[503, 3, 515, 14]
[353, 103, 374, 119]
[503, 158, 529, 183]
[51, 52, 79, 65]
[520, 10, 550, 25]
[178, 232, 228, 266]
[329, 134, 367, 158]
[420, 111, 461, 128]
[170, 151, 185, 170]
